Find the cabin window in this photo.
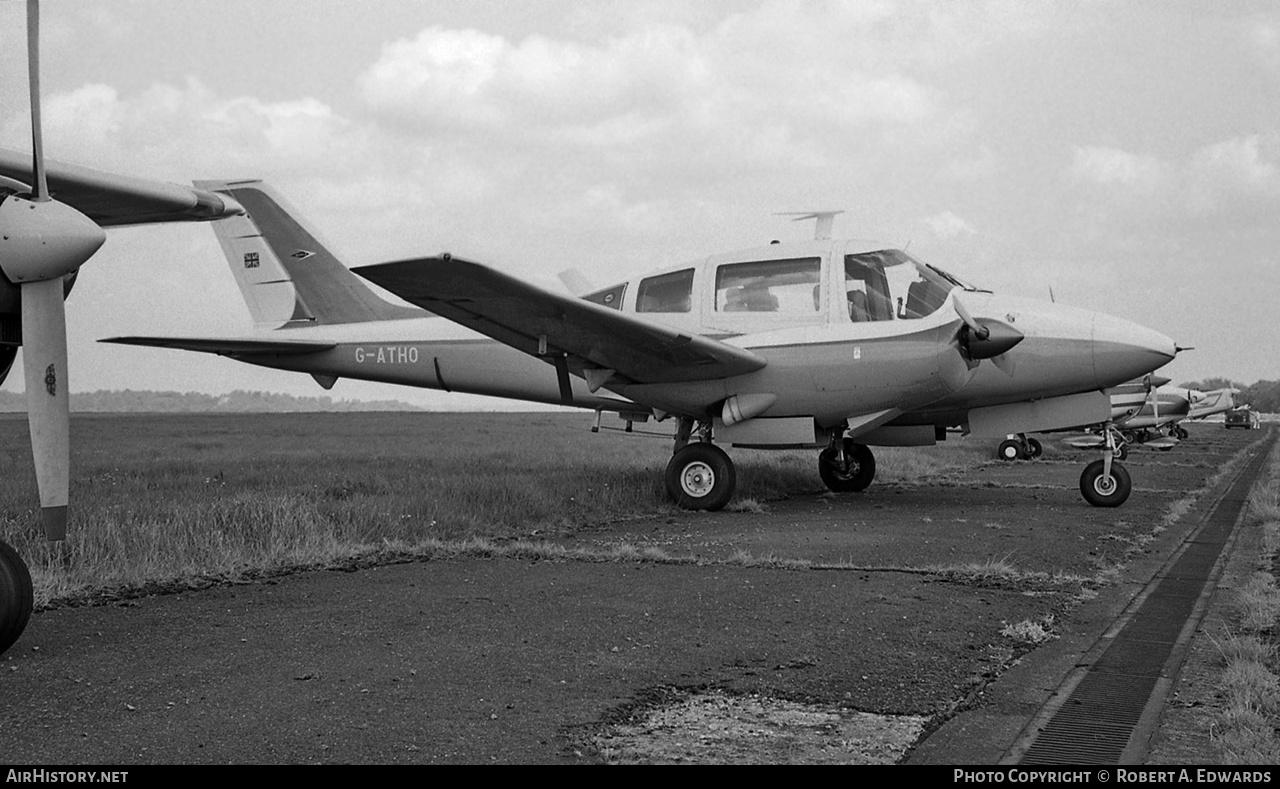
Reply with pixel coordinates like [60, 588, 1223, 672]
[636, 269, 694, 313]
[714, 257, 821, 313]
[843, 250, 954, 322]
[583, 283, 626, 311]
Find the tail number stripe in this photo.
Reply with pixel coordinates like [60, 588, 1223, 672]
[355, 346, 420, 364]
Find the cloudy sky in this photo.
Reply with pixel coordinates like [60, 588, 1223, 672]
[1, 0, 1277, 408]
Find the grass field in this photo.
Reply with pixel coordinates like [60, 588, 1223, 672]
[0, 411, 983, 606]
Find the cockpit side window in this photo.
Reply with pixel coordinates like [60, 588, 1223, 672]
[636, 269, 694, 313]
[843, 250, 954, 322]
[714, 257, 821, 313]
[583, 283, 626, 310]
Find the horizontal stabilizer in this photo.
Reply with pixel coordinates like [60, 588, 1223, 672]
[354, 255, 768, 385]
[101, 336, 335, 356]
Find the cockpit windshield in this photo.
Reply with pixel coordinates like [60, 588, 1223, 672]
[843, 249, 962, 323]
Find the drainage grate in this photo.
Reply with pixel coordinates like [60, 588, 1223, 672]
[1014, 434, 1275, 765]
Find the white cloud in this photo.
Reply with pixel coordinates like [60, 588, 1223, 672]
[1069, 145, 1168, 190]
[1067, 137, 1280, 226]
[924, 210, 976, 239]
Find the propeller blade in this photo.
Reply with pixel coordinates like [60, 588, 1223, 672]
[991, 352, 1017, 376]
[21, 278, 70, 541]
[27, 0, 48, 202]
[951, 291, 989, 340]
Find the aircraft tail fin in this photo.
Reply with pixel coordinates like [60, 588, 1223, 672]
[193, 180, 422, 328]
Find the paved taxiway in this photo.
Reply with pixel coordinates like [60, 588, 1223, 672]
[0, 425, 1270, 763]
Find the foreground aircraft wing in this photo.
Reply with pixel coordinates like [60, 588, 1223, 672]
[101, 336, 336, 357]
[0, 148, 242, 226]
[355, 256, 767, 386]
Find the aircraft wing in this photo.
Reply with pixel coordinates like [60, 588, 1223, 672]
[354, 256, 767, 386]
[101, 336, 336, 357]
[0, 148, 242, 226]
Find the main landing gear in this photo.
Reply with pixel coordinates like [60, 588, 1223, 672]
[1079, 422, 1132, 507]
[664, 418, 737, 511]
[662, 420, 880, 511]
[818, 436, 876, 492]
[1, 539, 34, 656]
[665, 441, 736, 511]
[996, 433, 1043, 461]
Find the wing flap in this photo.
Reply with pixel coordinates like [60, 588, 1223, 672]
[354, 256, 767, 385]
[0, 148, 243, 226]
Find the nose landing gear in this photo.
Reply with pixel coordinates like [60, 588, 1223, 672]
[1079, 422, 1132, 507]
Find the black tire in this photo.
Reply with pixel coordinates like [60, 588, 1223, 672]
[1024, 437, 1043, 459]
[996, 439, 1024, 461]
[1113, 443, 1129, 461]
[665, 443, 735, 511]
[818, 439, 876, 492]
[1080, 460, 1132, 508]
[1, 539, 33, 656]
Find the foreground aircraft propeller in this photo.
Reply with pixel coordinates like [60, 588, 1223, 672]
[0, 2, 245, 655]
[0, 1, 105, 542]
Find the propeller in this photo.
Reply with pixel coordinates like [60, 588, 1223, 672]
[0, 0, 106, 541]
[951, 290, 1023, 374]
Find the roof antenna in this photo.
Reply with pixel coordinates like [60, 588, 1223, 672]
[775, 210, 844, 241]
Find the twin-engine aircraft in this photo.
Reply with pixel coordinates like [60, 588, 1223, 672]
[99, 180, 1177, 512]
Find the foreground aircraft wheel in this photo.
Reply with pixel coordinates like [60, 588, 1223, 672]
[665, 443, 736, 511]
[1079, 460, 1132, 508]
[1024, 438, 1043, 459]
[818, 439, 877, 492]
[0, 539, 34, 656]
[996, 439, 1024, 461]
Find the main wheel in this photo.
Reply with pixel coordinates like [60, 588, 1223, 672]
[997, 439, 1024, 461]
[1, 539, 33, 656]
[818, 439, 876, 492]
[1024, 437, 1043, 459]
[665, 443, 736, 511]
[1080, 460, 1132, 508]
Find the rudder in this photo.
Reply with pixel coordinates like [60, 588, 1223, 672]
[194, 180, 421, 328]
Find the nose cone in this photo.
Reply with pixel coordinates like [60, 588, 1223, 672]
[1091, 312, 1177, 388]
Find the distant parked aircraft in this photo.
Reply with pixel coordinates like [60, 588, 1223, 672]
[1059, 380, 1237, 459]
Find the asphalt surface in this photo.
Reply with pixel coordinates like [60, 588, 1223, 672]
[0, 424, 1270, 764]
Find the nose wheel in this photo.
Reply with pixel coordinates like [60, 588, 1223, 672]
[0, 539, 33, 655]
[1079, 422, 1132, 507]
[1080, 459, 1132, 507]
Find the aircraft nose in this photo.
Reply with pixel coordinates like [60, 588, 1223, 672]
[1092, 312, 1178, 387]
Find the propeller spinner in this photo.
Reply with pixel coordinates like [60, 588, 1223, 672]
[0, 0, 106, 540]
